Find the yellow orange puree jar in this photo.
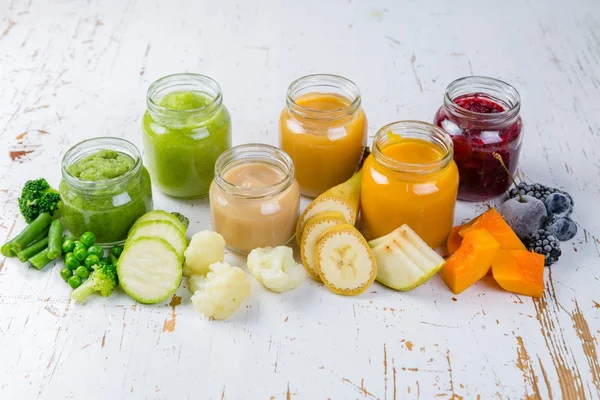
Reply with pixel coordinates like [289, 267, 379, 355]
[360, 121, 459, 248]
[279, 74, 367, 197]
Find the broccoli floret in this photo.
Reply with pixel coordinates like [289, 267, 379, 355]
[18, 178, 61, 223]
[171, 212, 189, 229]
[70, 262, 118, 303]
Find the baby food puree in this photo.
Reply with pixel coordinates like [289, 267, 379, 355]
[143, 73, 231, 198]
[209, 144, 300, 254]
[60, 140, 153, 245]
[279, 74, 367, 198]
[361, 121, 458, 249]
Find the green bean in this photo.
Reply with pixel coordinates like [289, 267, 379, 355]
[16, 237, 49, 263]
[47, 219, 63, 260]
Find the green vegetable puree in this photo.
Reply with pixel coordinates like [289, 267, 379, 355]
[142, 90, 231, 198]
[60, 149, 153, 245]
[68, 149, 135, 181]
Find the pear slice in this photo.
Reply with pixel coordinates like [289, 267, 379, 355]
[296, 171, 362, 245]
[315, 224, 376, 295]
[368, 224, 445, 291]
[300, 211, 346, 280]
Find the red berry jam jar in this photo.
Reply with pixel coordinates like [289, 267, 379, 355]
[433, 76, 523, 201]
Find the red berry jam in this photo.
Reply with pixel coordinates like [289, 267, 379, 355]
[434, 78, 523, 201]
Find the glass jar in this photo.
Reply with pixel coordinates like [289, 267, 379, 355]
[209, 144, 300, 254]
[142, 73, 232, 198]
[60, 137, 153, 246]
[360, 121, 459, 249]
[279, 74, 367, 198]
[433, 76, 523, 201]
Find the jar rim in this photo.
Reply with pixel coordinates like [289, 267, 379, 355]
[147, 73, 223, 118]
[372, 121, 454, 174]
[214, 143, 295, 199]
[286, 74, 361, 120]
[61, 137, 143, 191]
[444, 76, 521, 123]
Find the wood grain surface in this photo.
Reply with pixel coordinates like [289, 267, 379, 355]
[1, 0, 599, 398]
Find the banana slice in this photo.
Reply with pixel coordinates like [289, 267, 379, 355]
[295, 171, 361, 244]
[300, 211, 346, 280]
[315, 224, 376, 295]
[369, 224, 445, 291]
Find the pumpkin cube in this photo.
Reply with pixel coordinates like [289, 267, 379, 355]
[459, 208, 525, 250]
[442, 228, 500, 295]
[492, 250, 545, 298]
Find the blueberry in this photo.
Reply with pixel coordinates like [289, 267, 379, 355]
[499, 195, 548, 240]
[544, 193, 573, 217]
[545, 215, 577, 241]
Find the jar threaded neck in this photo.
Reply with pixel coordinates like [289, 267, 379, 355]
[372, 121, 454, 175]
[214, 144, 295, 199]
[285, 74, 361, 120]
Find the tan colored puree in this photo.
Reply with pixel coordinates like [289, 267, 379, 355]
[210, 161, 300, 253]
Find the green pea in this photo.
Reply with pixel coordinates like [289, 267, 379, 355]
[111, 245, 124, 258]
[87, 245, 104, 258]
[84, 254, 100, 269]
[68, 275, 82, 289]
[80, 232, 96, 247]
[66, 257, 80, 270]
[108, 253, 119, 266]
[75, 266, 90, 279]
[60, 267, 73, 282]
[64, 252, 74, 261]
[73, 247, 87, 262]
[101, 256, 112, 265]
[62, 239, 76, 254]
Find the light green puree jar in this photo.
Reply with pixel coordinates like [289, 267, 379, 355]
[142, 73, 232, 198]
[60, 137, 153, 246]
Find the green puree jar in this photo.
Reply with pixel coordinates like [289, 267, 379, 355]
[60, 137, 153, 246]
[142, 73, 232, 198]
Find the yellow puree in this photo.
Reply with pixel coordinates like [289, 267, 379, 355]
[360, 138, 459, 248]
[279, 93, 367, 197]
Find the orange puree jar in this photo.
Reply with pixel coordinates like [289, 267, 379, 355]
[361, 121, 459, 249]
[279, 74, 367, 197]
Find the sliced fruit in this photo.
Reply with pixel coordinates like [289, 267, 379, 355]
[369, 224, 445, 291]
[442, 228, 500, 295]
[132, 210, 187, 234]
[459, 208, 524, 250]
[315, 224, 376, 295]
[296, 171, 361, 244]
[446, 225, 464, 255]
[492, 250, 544, 298]
[300, 211, 346, 280]
[118, 236, 183, 304]
[126, 220, 187, 255]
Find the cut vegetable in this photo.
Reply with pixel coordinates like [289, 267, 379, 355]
[459, 208, 524, 250]
[295, 171, 361, 244]
[300, 211, 346, 280]
[315, 223, 376, 295]
[442, 228, 500, 295]
[247, 246, 306, 293]
[492, 250, 544, 298]
[132, 210, 187, 235]
[369, 224, 445, 291]
[118, 237, 183, 304]
[126, 220, 187, 255]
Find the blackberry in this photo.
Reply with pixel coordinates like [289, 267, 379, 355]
[525, 229, 561, 267]
[508, 182, 574, 206]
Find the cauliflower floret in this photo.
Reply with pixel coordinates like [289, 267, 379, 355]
[247, 246, 306, 293]
[191, 262, 250, 320]
[183, 230, 225, 276]
[187, 274, 204, 293]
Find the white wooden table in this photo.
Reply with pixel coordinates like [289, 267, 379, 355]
[1, 0, 599, 398]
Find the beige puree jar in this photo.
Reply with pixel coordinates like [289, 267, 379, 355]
[209, 144, 300, 254]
